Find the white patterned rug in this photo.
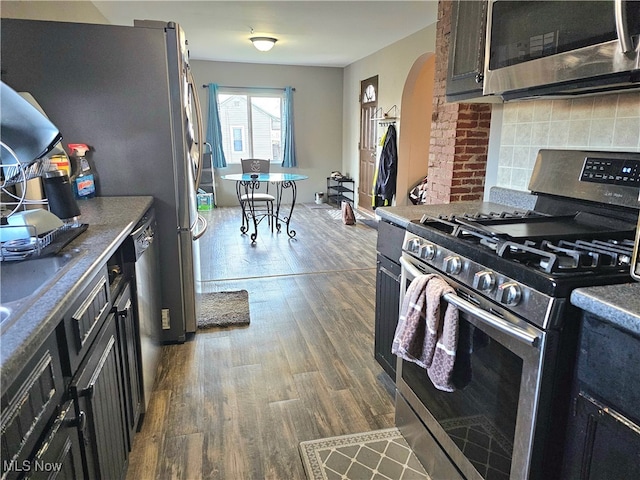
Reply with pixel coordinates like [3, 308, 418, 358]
[324, 208, 367, 221]
[299, 428, 431, 480]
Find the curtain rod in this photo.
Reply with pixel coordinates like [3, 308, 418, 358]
[202, 84, 295, 91]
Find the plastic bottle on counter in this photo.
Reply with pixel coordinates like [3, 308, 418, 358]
[68, 143, 97, 199]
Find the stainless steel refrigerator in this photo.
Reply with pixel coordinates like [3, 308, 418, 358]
[1, 18, 206, 343]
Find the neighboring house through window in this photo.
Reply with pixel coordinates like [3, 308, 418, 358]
[232, 126, 244, 152]
[217, 89, 283, 163]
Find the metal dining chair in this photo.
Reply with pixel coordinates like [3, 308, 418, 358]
[240, 158, 275, 231]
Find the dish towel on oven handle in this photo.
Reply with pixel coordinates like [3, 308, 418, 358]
[392, 273, 459, 392]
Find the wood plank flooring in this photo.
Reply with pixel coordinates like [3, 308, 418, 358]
[126, 204, 396, 479]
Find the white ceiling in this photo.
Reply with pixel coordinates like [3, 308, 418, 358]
[92, 1, 439, 67]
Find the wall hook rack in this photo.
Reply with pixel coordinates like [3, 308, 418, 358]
[371, 105, 399, 125]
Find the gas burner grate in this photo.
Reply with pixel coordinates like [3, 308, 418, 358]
[419, 210, 545, 239]
[497, 237, 634, 274]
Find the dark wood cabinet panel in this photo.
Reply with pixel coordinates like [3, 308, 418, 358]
[564, 391, 640, 479]
[446, 0, 488, 102]
[70, 314, 129, 480]
[114, 283, 143, 448]
[1, 334, 64, 480]
[375, 254, 401, 379]
[374, 220, 405, 380]
[26, 400, 84, 480]
[562, 313, 640, 479]
[57, 265, 112, 376]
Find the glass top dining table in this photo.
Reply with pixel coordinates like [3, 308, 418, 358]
[221, 173, 308, 243]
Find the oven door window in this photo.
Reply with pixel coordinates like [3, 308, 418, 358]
[402, 314, 522, 479]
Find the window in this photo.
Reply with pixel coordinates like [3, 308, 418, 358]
[232, 126, 244, 152]
[217, 89, 283, 163]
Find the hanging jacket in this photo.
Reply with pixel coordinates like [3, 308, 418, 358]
[373, 124, 398, 207]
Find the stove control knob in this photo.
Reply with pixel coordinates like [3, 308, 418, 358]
[420, 243, 436, 260]
[497, 282, 522, 306]
[473, 271, 496, 292]
[407, 238, 423, 255]
[443, 255, 462, 275]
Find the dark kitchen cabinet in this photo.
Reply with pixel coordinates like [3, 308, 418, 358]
[375, 254, 401, 378]
[562, 313, 640, 479]
[57, 266, 112, 377]
[1, 249, 146, 480]
[27, 400, 85, 480]
[374, 220, 406, 379]
[113, 282, 143, 448]
[446, 0, 488, 102]
[69, 312, 129, 480]
[0, 334, 66, 480]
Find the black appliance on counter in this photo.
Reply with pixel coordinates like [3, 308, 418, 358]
[396, 149, 640, 480]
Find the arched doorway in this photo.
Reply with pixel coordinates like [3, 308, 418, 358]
[396, 53, 435, 206]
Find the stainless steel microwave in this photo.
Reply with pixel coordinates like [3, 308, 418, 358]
[483, 0, 640, 100]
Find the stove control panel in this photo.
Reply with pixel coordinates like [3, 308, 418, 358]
[580, 157, 640, 186]
[401, 232, 556, 328]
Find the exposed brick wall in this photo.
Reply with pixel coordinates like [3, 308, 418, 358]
[426, 0, 492, 205]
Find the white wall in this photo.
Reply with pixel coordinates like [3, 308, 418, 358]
[0, 1, 108, 23]
[485, 91, 640, 198]
[191, 61, 343, 207]
[342, 25, 437, 207]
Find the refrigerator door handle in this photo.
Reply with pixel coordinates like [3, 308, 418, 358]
[187, 67, 204, 190]
[192, 214, 208, 241]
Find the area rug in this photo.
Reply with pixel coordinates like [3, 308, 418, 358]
[325, 208, 366, 221]
[299, 428, 431, 480]
[441, 415, 512, 479]
[196, 290, 250, 329]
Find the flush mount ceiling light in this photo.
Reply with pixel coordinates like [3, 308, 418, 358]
[250, 36, 277, 52]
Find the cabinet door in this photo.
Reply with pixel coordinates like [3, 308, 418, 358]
[446, 0, 488, 101]
[1, 334, 64, 480]
[374, 254, 401, 379]
[25, 400, 85, 480]
[564, 392, 640, 479]
[69, 315, 128, 480]
[58, 265, 111, 376]
[114, 282, 143, 447]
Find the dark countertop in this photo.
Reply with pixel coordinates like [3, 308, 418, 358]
[1, 196, 153, 387]
[571, 284, 640, 338]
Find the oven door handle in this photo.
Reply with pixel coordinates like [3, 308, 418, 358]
[400, 256, 540, 348]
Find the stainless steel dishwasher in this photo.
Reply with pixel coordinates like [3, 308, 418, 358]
[128, 208, 162, 414]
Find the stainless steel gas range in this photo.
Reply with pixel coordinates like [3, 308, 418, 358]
[395, 149, 640, 480]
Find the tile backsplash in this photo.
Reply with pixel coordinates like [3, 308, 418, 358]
[496, 91, 640, 191]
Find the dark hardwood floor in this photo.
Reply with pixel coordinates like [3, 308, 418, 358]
[126, 204, 395, 479]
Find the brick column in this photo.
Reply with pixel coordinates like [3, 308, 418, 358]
[426, 0, 492, 205]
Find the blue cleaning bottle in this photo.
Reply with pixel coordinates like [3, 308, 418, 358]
[69, 143, 97, 199]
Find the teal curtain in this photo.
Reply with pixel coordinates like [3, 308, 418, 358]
[281, 86, 297, 168]
[206, 83, 227, 168]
